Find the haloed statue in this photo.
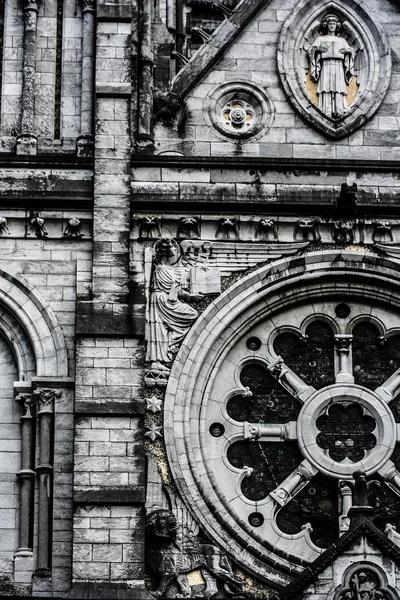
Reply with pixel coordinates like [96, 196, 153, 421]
[307, 14, 358, 118]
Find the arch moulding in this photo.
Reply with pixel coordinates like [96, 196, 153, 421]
[0, 268, 68, 378]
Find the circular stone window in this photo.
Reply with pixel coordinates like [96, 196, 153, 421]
[164, 252, 400, 586]
[205, 82, 274, 140]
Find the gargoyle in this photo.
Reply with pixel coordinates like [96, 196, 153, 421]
[153, 91, 186, 128]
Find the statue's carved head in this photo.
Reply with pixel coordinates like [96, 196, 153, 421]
[146, 509, 178, 539]
[322, 14, 341, 34]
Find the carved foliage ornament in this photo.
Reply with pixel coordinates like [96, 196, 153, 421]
[205, 82, 274, 140]
[278, 0, 391, 138]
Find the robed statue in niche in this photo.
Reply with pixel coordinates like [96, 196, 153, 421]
[303, 13, 364, 119]
[145, 238, 203, 370]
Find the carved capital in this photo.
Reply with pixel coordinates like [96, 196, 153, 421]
[21, 0, 39, 11]
[16, 393, 34, 418]
[82, 0, 95, 11]
[33, 388, 61, 413]
[335, 334, 352, 353]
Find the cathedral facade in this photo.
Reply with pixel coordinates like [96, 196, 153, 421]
[0, 0, 400, 598]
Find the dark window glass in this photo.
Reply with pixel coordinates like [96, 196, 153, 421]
[274, 321, 334, 389]
[227, 441, 302, 501]
[276, 474, 339, 548]
[353, 323, 400, 389]
[227, 364, 301, 423]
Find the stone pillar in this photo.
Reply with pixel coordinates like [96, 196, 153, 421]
[335, 335, 354, 383]
[16, 0, 39, 155]
[34, 388, 60, 576]
[137, 0, 154, 147]
[77, 0, 96, 157]
[15, 394, 35, 553]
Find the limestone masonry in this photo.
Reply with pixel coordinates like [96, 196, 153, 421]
[1, 0, 400, 598]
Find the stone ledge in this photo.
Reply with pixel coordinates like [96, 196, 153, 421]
[74, 487, 145, 504]
[75, 400, 145, 416]
[64, 582, 151, 599]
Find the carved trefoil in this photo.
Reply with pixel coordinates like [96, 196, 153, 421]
[278, 0, 391, 138]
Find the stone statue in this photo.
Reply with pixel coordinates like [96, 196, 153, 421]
[145, 238, 202, 370]
[308, 14, 356, 118]
[146, 486, 246, 599]
[339, 569, 386, 599]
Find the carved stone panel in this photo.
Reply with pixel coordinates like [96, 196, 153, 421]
[278, 0, 391, 138]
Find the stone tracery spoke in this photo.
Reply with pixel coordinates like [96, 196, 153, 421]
[269, 459, 318, 507]
[376, 367, 400, 403]
[268, 357, 315, 404]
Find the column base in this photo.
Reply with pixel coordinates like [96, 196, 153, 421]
[14, 550, 34, 585]
[77, 135, 94, 158]
[16, 133, 37, 155]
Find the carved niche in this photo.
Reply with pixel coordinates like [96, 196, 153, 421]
[278, 0, 391, 138]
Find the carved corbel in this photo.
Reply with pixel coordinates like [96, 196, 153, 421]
[333, 220, 354, 244]
[216, 218, 238, 240]
[294, 218, 321, 242]
[255, 218, 277, 241]
[27, 211, 48, 239]
[0, 217, 10, 236]
[139, 216, 161, 239]
[373, 220, 393, 243]
[63, 217, 84, 238]
[177, 216, 200, 239]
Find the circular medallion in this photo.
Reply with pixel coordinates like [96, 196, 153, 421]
[297, 384, 396, 479]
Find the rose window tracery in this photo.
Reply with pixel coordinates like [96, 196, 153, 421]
[221, 99, 255, 134]
[203, 300, 400, 560]
[316, 404, 376, 462]
[165, 254, 400, 584]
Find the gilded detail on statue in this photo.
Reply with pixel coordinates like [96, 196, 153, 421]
[305, 14, 358, 118]
[278, 0, 392, 138]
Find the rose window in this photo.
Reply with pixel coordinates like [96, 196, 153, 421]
[221, 99, 255, 134]
[203, 299, 400, 559]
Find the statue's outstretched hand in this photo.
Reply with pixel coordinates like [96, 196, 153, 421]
[187, 293, 203, 302]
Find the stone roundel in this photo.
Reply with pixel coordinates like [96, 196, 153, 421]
[297, 384, 396, 479]
[204, 81, 274, 140]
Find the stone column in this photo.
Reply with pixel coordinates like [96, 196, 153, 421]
[15, 394, 35, 554]
[16, 0, 39, 155]
[77, 0, 96, 157]
[34, 388, 60, 575]
[137, 0, 154, 146]
[335, 335, 354, 383]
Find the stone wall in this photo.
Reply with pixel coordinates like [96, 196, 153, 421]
[153, 0, 400, 160]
